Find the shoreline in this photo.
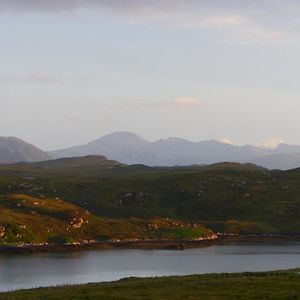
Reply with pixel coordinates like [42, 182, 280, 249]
[1, 234, 300, 254]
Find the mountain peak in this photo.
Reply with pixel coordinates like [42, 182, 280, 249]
[89, 132, 149, 145]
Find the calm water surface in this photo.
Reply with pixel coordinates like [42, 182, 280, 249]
[1, 242, 300, 292]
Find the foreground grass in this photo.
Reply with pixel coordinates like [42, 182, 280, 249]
[1, 270, 300, 300]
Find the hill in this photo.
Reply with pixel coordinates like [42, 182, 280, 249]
[0, 193, 212, 246]
[0, 137, 50, 164]
[1, 160, 300, 234]
[15, 155, 126, 169]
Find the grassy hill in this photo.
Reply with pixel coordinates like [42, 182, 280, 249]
[1, 157, 300, 235]
[0, 193, 212, 246]
[1, 270, 300, 300]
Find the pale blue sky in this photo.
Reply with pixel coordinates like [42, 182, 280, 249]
[1, 0, 300, 150]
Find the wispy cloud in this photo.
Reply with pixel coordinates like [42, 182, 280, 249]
[172, 97, 203, 109]
[0, 71, 63, 84]
[1, 1, 299, 43]
[225, 27, 289, 44]
[136, 96, 203, 110]
[26, 71, 64, 83]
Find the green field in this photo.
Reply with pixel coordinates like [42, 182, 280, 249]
[1, 270, 300, 299]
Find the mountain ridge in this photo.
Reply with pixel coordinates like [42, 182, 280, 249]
[3, 132, 300, 170]
[49, 132, 300, 169]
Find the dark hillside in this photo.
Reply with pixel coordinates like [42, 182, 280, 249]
[1, 160, 300, 234]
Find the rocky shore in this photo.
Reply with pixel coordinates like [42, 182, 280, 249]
[0, 235, 218, 254]
[1, 233, 300, 254]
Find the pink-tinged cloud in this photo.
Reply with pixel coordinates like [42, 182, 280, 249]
[134, 97, 203, 110]
[190, 15, 243, 28]
[260, 138, 284, 149]
[172, 97, 202, 109]
[226, 27, 287, 44]
[220, 138, 235, 145]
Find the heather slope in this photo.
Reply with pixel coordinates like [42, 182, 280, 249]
[0, 193, 212, 246]
[1, 158, 300, 234]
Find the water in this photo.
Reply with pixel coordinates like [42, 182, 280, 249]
[1, 242, 300, 292]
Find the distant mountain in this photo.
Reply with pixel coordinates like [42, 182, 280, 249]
[49, 132, 157, 165]
[250, 153, 300, 170]
[0, 137, 50, 164]
[48, 132, 266, 166]
[47, 132, 300, 170]
[2, 132, 300, 171]
[150, 138, 268, 166]
[272, 143, 300, 154]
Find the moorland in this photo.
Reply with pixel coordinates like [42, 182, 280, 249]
[1, 155, 300, 248]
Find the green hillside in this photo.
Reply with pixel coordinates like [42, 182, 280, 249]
[0, 193, 212, 246]
[1, 157, 300, 235]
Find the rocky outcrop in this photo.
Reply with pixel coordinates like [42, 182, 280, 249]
[0, 225, 5, 238]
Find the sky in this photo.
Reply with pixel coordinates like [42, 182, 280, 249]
[1, 0, 300, 150]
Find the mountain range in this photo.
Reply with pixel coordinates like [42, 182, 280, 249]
[49, 132, 300, 170]
[2, 132, 300, 170]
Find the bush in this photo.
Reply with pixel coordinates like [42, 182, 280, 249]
[48, 235, 75, 244]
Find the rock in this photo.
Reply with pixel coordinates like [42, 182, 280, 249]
[0, 225, 5, 238]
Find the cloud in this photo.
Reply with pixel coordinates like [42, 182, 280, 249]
[220, 138, 235, 145]
[26, 71, 64, 83]
[0, 1, 299, 43]
[225, 27, 289, 44]
[173, 97, 203, 109]
[260, 138, 284, 149]
[167, 14, 244, 30]
[136, 96, 203, 110]
[0, 71, 64, 84]
[198, 15, 243, 28]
